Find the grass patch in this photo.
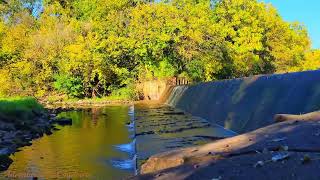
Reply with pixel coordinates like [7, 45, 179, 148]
[0, 97, 44, 121]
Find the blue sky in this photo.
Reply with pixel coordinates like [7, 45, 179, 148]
[262, 0, 319, 49]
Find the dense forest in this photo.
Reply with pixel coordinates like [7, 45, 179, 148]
[0, 0, 319, 100]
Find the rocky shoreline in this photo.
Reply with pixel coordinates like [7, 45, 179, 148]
[42, 99, 133, 109]
[0, 107, 73, 172]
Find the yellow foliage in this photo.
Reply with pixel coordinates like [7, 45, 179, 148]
[0, 0, 316, 98]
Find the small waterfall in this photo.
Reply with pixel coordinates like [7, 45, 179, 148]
[113, 139, 136, 155]
[111, 104, 137, 174]
[127, 105, 135, 133]
[110, 154, 137, 171]
[128, 104, 137, 175]
[166, 86, 189, 106]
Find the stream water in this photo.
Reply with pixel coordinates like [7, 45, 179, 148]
[0, 103, 236, 179]
[1, 106, 135, 179]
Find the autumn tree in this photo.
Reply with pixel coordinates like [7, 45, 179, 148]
[0, 0, 316, 99]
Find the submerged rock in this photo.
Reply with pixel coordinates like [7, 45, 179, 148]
[52, 118, 72, 126]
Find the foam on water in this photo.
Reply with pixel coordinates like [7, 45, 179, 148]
[112, 104, 137, 174]
[110, 155, 137, 171]
[113, 139, 136, 155]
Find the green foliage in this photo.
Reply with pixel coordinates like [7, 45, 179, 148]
[53, 74, 84, 98]
[288, 50, 320, 72]
[0, 0, 316, 100]
[110, 86, 139, 101]
[0, 97, 44, 120]
[149, 60, 177, 79]
[186, 60, 205, 82]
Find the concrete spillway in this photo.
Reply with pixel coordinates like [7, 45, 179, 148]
[167, 70, 320, 133]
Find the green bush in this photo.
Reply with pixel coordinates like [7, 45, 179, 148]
[0, 97, 44, 120]
[110, 85, 138, 100]
[53, 74, 84, 98]
[186, 60, 205, 82]
[153, 60, 177, 79]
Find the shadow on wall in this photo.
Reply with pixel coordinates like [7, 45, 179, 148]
[166, 70, 320, 133]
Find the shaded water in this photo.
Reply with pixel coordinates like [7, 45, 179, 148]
[1, 106, 135, 179]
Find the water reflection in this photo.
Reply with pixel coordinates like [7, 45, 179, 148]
[1, 106, 135, 180]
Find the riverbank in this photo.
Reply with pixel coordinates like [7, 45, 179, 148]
[1, 105, 135, 179]
[42, 97, 133, 109]
[0, 97, 58, 171]
[135, 118, 320, 179]
[0, 95, 138, 173]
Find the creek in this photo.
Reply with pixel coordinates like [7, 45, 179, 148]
[1, 103, 235, 179]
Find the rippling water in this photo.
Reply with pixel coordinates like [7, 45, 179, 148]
[1, 106, 135, 179]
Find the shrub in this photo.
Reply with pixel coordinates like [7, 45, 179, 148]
[0, 97, 44, 121]
[53, 74, 84, 98]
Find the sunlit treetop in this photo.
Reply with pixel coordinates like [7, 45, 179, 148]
[0, 0, 316, 98]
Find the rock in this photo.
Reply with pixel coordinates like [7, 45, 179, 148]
[52, 118, 72, 126]
[0, 140, 13, 147]
[141, 155, 185, 174]
[13, 137, 32, 147]
[163, 112, 185, 115]
[49, 113, 56, 118]
[0, 155, 13, 171]
[45, 130, 53, 135]
[0, 148, 11, 155]
[0, 123, 15, 131]
[52, 126, 60, 131]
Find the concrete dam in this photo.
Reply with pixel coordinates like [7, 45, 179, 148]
[166, 70, 320, 133]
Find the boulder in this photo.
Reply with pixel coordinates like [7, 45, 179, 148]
[52, 118, 72, 126]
